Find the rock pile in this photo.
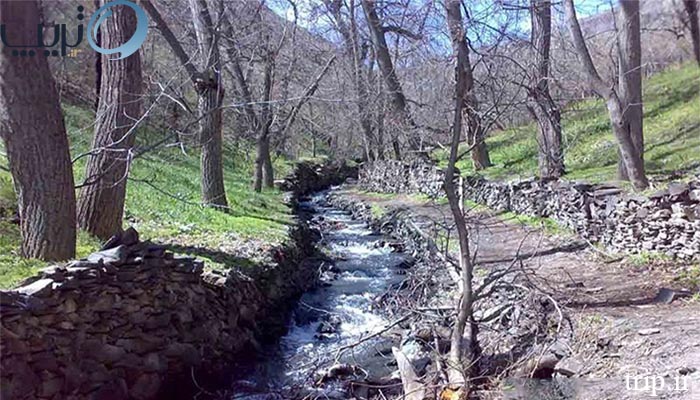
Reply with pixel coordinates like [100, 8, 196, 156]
[0, 227, 318, 400]
[358, 161, 700, 260]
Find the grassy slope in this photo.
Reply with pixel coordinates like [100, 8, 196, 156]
[437, 63, 700, 185]
[0, 105, 293, 289]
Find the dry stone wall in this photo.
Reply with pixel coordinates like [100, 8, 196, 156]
[359, 161, 700, 260]
[359, 160, 444, 198]
[0, 227, 318, 400]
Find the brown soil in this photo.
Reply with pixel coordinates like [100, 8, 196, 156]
[338, 187, 700, 400]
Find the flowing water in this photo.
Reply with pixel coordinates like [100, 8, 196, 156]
[232, 191, 408, 398]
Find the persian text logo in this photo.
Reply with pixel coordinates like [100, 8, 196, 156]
[0, 1, 148, 60]
[88, 0, 148, 60]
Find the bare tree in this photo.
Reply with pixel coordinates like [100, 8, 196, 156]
[563, 0, 648, 190]
[140, 0, 228, 208]
[323, 0, 382, 161]
[683, 0, 700, 66]
[189, 0, 227, 207]
[78, 0, 143, 240]
[361, 0, 419, 159]
[444, 0, 479, 393]
[0, 0, 76, 260]
[221, 3, 336, 191]
[527, 0, 564, 179]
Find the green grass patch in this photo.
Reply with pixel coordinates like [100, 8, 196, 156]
[627, 251, 674, 267]
[353, 189, 399, 200]
[675, 264, 700, 291]
[69, 104, 294, 245]
[464, 199, 568, 236]
[435, 63, 700, 184]
[407, 193, 448, 205]
[0, 104, 295, 288]
[370, 204, 385, 219]
[0, 221, 100, 289]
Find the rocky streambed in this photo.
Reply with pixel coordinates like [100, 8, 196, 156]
[229, 191, 417, 398]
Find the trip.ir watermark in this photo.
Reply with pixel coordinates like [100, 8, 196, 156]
[625, 372, 691, 397]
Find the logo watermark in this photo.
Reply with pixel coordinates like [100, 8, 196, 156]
[1, 0, 148, 60]
[88, 0, 148, 60]
[626, 372, 690, 397]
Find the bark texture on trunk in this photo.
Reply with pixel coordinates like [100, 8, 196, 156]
[0, 1, 76, 260]
[253, 55, 275, 192]
[254, 132, 273, 192]
[196, 76, 227, 205]
[189, 0, 228, 207]
[361, 0, 420, 155]
[563, 0, 648, 190]
[466, 110, 491, 170]
[684, 0, 700, 66]
[78, 0, 143, 240]
[528, 0, 564, 179]
[616, 0, 644, 181]
[444, 0, 478, 392]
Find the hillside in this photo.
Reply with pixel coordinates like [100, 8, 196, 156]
[437, 63, 700, 186]
[0, 105, 293, 289]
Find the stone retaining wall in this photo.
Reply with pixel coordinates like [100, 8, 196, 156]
[0, 222, 318, 400]
[358, 160, 444, 198]
[359, 161, 700, 260]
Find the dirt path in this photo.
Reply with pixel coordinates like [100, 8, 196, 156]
[337, 186, 700, 400]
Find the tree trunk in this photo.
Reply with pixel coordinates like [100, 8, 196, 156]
[528, 0, 564, 179]
[684, 0, 700, 66]
[252, 54, 275, 192]
[466, 110, 492, 170]
[196, 79, 227, 206]
[78, 0, 143, 240]
[254, 130, 271, 192]
[616, 0, 644, 182]
[189, 0, 228, 208]
[312, 136, 317, 158]
[0, 0, 76, 260]
[376, 111, 386, 160]
[563, 0, 648, 190]
[444, 0, 478, 392]
[262, 145, 274, 188]
[361, 0, 420, 155]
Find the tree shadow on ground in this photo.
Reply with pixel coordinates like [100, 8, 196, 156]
[645, 84, 699, 120]
[477, 241, 589, 266]
[161, 242, 259, 271]
[566, 296, 657, 309]
[646, 122, 700, 153]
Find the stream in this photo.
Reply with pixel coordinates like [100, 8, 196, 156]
[231, 191, 408, 399]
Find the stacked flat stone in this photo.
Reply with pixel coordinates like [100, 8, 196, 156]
[359, 160, 445, 198]
[0, 226, 317, 400]
[358, 161, 699, 261]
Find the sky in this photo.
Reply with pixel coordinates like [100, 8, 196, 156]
[270, 0, 617, 27]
